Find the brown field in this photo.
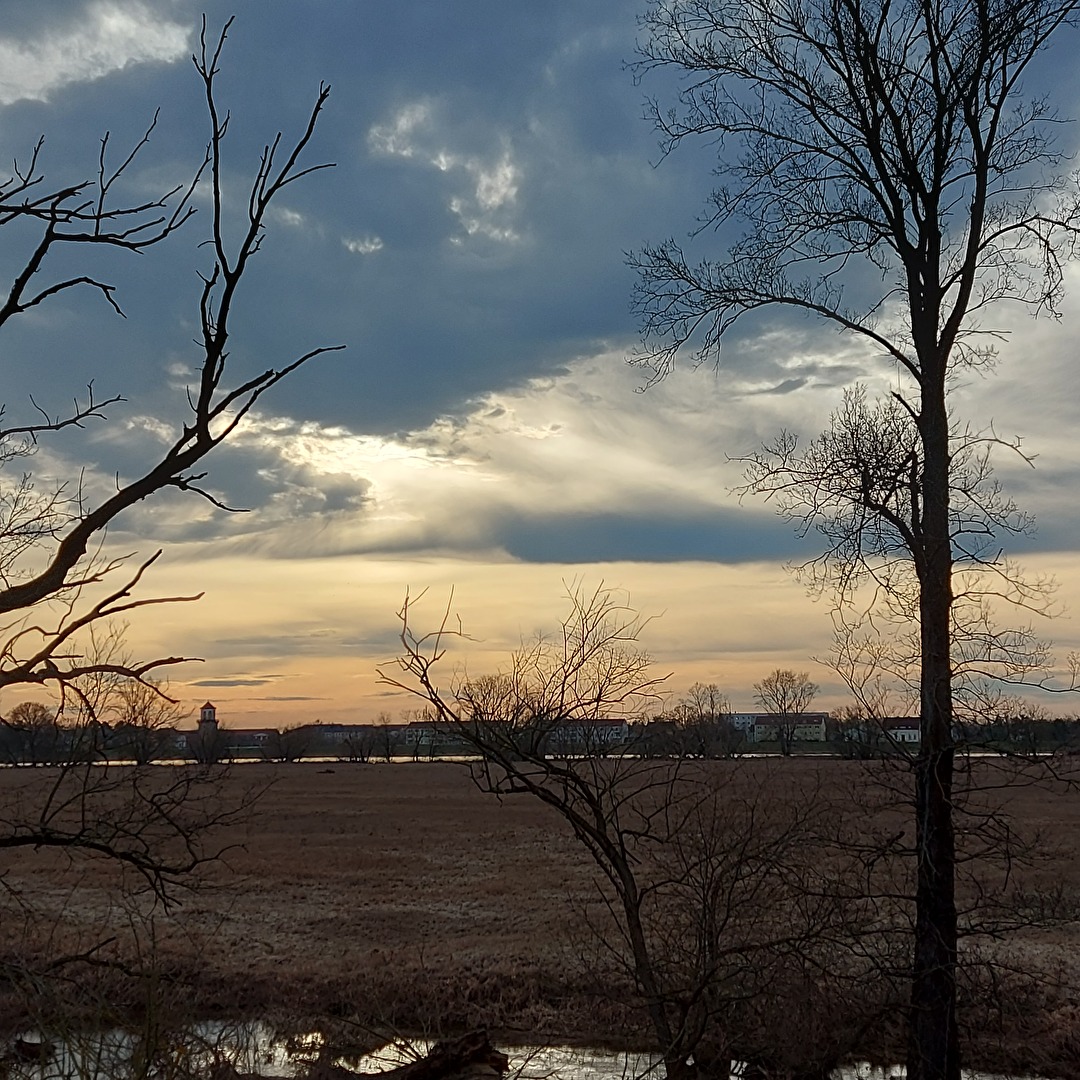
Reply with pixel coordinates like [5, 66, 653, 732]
[4, 758, 1080, 1068]
[0, 762, 609, 1041]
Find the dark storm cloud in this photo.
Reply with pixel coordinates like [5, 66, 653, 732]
[0, 0, 712, 451]
[495, 509, 804, 565]
[10, 1, 1077, 578]
[0, 0, 882, 551]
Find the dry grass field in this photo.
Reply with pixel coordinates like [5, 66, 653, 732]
[4, 757, 1080, 1068]
[0, 762, 610, 1041]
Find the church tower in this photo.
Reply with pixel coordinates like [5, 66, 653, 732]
[199, 701, 217, 729]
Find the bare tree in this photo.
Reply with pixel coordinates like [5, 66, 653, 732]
[328, 718, 393, 762]
[0, 17, 341, 706]
[376, 713, 402, 762]
[0, 12, 335, 755]
[58, 622, 188, 765]
[334, 726, 373, 762]
[754, 670, 819, 756]
[108, 679, 189, 765]
[0, 16, 337, 1012]
[267, 724, 318, 763]
[384, 587, 882, 1079]
[670, 682, 743, 757]
[631, 3, 1080, 1077]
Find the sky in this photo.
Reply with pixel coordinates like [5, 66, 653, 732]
[3, 0, 1080, 726]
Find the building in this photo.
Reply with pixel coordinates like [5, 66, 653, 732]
[749, 713, 829, 744]
[545, 717, 630, 752]
[882, 717, 921, 743]
[182, 702, 279, 761]
[730, 713, 759, 737]
[838, 716, 922, 754]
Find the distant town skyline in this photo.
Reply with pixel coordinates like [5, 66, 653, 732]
[5, 2, 1080, 726]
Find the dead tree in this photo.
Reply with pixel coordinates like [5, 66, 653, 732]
[384, 586, 886, 1080]
[753, 670, 819, 756]
[631, 3, 1080, 1078]
[107, 678, 189, 765]
[0, 16, 338, 1017]
[0, 16, 341, 707]
[669, 682, 744, 758]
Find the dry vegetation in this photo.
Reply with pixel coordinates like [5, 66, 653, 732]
[3, 758, 1080, 1071]
[0, 762, 608, 1042]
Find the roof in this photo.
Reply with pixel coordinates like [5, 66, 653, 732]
[884, 717, 920, 730]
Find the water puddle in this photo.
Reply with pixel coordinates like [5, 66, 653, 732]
[0, 1025, 1025, 1080]
[2, 1024, 654, 1080]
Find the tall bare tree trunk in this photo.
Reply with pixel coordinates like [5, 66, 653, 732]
[909, 377, 959, 1080]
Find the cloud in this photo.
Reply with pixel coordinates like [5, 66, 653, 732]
[84, 416, 374, 546]
[199, 626, 362, 661]
[87, 346, 833, 564]
[36, 321, 915, 571]
[495, 510, 798, 564]
[447, 148, 521, 243]
[0, 2, 189, 106]
[190, 678, 282, 689]
[944, 262, 1080, 539]
[251, 696, 325, 702]
[343, 235, 384, 255]
[38, 260, 1080, 577]
[367, 100, 523, 245]
[751, 377, 810, 396]
[124, 547, 851, 726]
[366, 100, 432, 159]
[273, 207, 307, 228]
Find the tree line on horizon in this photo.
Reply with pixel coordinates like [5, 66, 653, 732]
[6, 665, 1077, 766]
